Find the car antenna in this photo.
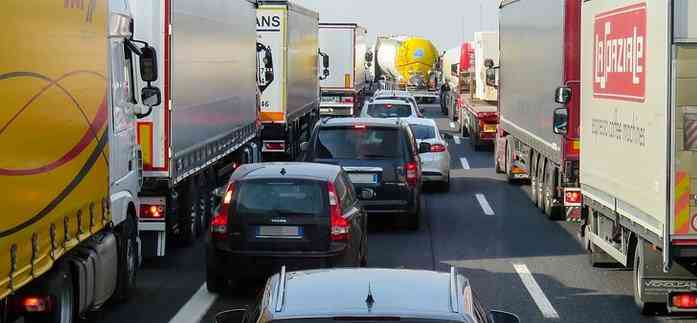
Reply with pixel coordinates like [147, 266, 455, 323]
[365, 282, 375, 311]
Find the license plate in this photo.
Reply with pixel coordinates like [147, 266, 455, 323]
[349, 173, 378, 184]
[256, 226, 303, 238]
[484, 124, 497, 132]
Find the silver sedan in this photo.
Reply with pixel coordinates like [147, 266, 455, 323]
[409, 118, 451, 191]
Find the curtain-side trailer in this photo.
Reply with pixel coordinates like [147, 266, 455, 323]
[318, 23, 368, 117]
[566, 0, 697, 314]
[1, 0, 161, 321]
[257, 0, 322, 160]
[133, 0, 261, 256]
[494, 0, 583, 221]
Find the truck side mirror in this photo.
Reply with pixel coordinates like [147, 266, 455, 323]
[554, 86, 572, 104]
[485, 67, 497, 88]
[319, 51, 330, 80]
[553, 107, 568, 135]
[141, 86, 162, 107]
[140, 46, 158, 82]
[488, 310, 520, 323]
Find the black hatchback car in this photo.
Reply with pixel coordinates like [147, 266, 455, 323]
[301, 118, 429, 230]
[206, 162, 368, 293]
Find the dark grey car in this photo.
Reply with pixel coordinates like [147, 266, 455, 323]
[215, 267, 520, 323]
[206, 163, 368, 293]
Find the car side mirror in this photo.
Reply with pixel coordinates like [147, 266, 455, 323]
[141, 86, 161, 107]
[300, 141, 309, 153]
[553, 107, 568, 135]
[418, 142, 431, 154]
[139, 45, 158, 82]
[555, 86, 572, 104]
[215, 309, 247, 323]
[488, 310, 520, 323]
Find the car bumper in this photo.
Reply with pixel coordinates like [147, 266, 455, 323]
[207, 242, 352, 278]
[421, 153, 450, 182]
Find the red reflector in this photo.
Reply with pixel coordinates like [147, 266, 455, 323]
[673, 293, 697, 309]
[430, 144, 447, 152]
[564, 190, 582, 204]
[140, 204, 164, 219]
[17, 296, 51, 313]
[342, 96, 354, 103]
[264, 142, 285, 150]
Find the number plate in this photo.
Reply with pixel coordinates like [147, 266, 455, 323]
[349, 173, 378, 184]
[484, 124, 497, 133]
[256, 226, 303, 238]
[321, 96, 340, 103]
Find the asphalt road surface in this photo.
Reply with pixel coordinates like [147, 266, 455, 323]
[98, 104, 697, 323]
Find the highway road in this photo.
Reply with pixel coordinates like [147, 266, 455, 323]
[98, 104, 697, 323]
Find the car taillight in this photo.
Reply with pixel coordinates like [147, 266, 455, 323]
[405, 161, 419, 187]
[564, 189, 582, 205]
[430, 144, 446, 153]
[140, 204, 164, 219]
[672, 293, 697, 309]
[327, 181, 350, 241]
[264, 142, 285, 151]
[211, 182, 235, 239]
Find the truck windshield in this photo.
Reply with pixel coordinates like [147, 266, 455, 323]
[367, 103, 412, 118]
[235, 179, 326, 216]
[316, 127, 401, 160]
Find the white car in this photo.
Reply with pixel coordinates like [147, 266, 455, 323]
[372, 90, 424, 117]
[360, 99, 420, 119]
[408, 118, 451, 190]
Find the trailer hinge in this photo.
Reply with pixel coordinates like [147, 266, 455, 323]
[168, 24, 172, 36]
[168, 147, 172, 159]
[168, 99, 173, 111]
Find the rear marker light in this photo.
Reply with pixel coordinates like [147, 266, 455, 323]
[327, 181, 350, 241]
[564, 190, 582, 204]
[16, 296, 52, 313]
[430, 144, 447, 153]
[673, 293, 697, 309]
[140, 204, 164, 219]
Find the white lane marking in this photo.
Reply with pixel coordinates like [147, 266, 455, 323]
[475, 193, 494, 215]
[512, 263, 560, 319]
[459, 157, 470, 170]
[168, 283, 218, 323]
[454, 136, 461, 145]
[449, 121, 456, 129]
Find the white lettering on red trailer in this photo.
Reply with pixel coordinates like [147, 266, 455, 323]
[593, 3, 647, 102]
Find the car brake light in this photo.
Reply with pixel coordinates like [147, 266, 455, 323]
[264, 142, 285, 151]
[327, 181, 350, 241]
[430, 144, 446, 153]
[673, 293, 697, 309]
[14, 296, 52, 313]
[211, 182, 235, 239]
[405, 161, 419, 187]
[140, 204, 164, 219]
[564, 190, 582, 205]
[354, 124, 366, 129]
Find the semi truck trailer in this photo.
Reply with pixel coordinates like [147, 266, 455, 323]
[132, 0, 264, 256]
[557, 0, 697, 314]
[319, 23, 369, 117]
[439, 46, 461, 116]
[1, 0, 161, 321]
[257, 0, 324, 160]
[494, 0, 582, 221]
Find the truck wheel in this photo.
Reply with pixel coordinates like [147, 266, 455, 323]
[633, 240, 663, 315]
[536, 159, 546, 210]
[24, 264, 74, 323]
[114, 212, 138, 301]
[494, 140, 505, 174]
[543, 167, 562, 220]
[529, 153, 539, 204]
[178, 180, 198, 244]
[505, 139, 515, 183]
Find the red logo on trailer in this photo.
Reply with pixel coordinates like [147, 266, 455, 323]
[593, 2, 646, 102]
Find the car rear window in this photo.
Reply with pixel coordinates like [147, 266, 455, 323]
[410, 124, 436, 140]
[316, 127, 401, 160]
[367, 103, 412, 118]
[235, 179, 325, 216]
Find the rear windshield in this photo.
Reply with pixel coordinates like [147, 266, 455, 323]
[272, 319, 460, 323]
[316, 127, 401, 160]
[235, 179, 325, 216]
[367, 103, 412, 118]
[410, 124, 436, 140]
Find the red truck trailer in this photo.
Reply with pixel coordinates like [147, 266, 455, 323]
[494, 0, 582, 221]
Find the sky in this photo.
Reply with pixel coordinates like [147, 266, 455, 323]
[293, 0, 499, 52]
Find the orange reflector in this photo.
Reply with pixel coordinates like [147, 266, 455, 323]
[511, 166, 526, 174]
[19, 296, 51, 313]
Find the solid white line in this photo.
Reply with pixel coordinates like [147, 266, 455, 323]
[475, 193, 494, 215]
[512, 263, 560, 319]
[459, 157, 470, 170]
[168, 283, 218, 323]
[454, 136, 461, 145]
[449, 121, 456, 129]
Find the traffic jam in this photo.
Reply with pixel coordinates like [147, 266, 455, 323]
[3, 0, 697, 323]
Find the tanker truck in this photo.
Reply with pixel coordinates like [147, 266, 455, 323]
[374, 36, 439, 103]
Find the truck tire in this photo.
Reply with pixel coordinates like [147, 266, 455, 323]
[24, 264, 74, 323]
[494, 140, 505, 174]
[633, 240, 663, 315]
[114, 212, 138, 301]
[529, 153, 539, 204]
[505, 139, 515, 183]
[178, 180, 199, 244]
[543, 166, 562, 220]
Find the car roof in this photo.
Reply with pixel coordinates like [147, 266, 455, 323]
[320, 117, 407, 128]
[267, 268, 472, 322]
[374, 90, 414, 98]
[406, 117, 439, 127]
[231, 162, 341, 182]
[368, 99, 413, 106]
